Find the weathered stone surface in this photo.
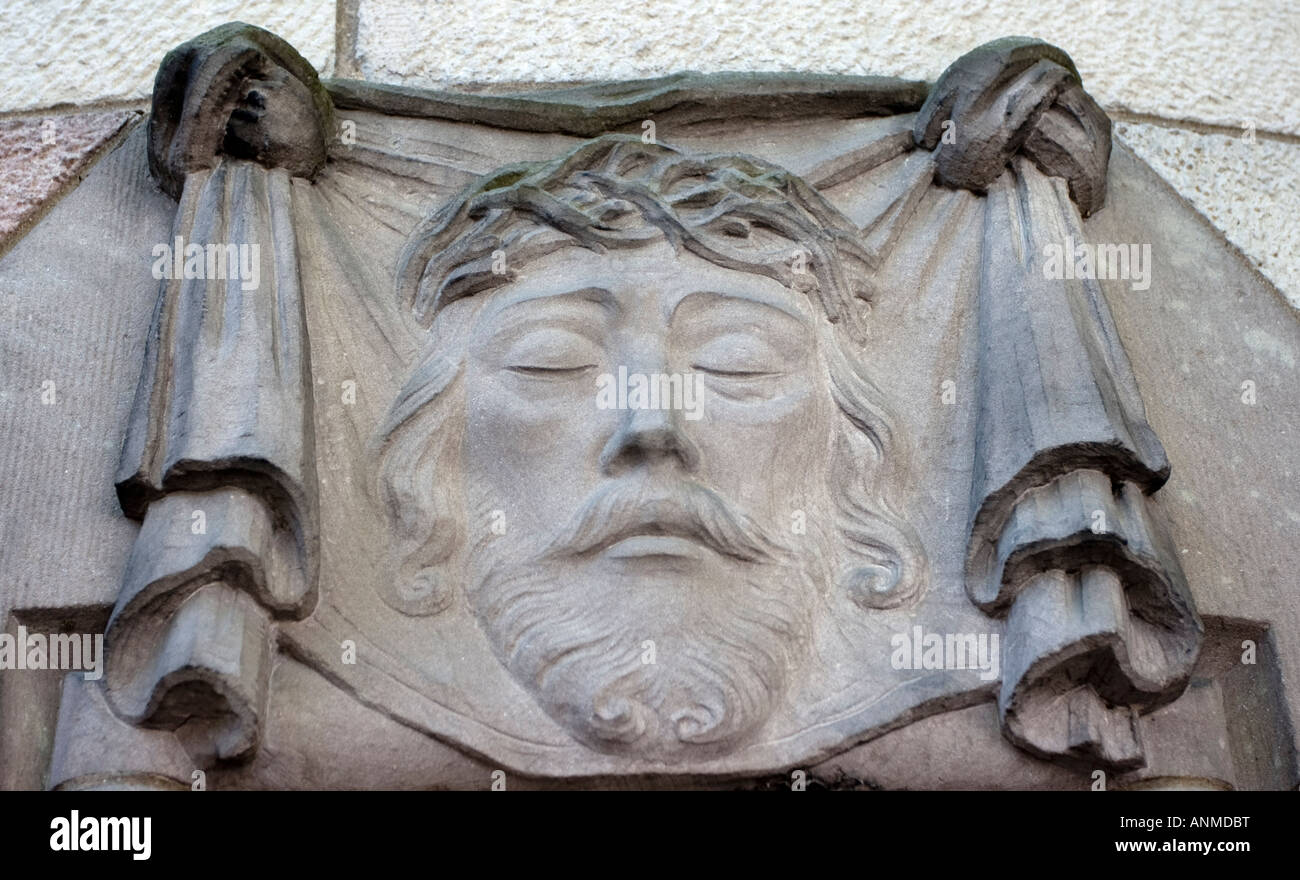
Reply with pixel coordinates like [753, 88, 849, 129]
[0, 120, 174, 624]
[1, 24, 1296, 790]
[0, 110, 136, 247]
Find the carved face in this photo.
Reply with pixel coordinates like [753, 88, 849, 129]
[378, 138, 921, 763]
[459, 236, 838, 757]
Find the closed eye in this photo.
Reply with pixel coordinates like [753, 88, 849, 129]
[693, 365, 781, 378]
[689, 332, 790, 380]
[507, 364, 596, 376]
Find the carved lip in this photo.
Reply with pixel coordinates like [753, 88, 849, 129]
[592, 524, 714, 560]
[603, 533, 709, 561]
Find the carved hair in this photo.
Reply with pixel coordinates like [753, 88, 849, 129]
[397, 135, 875, 342]
[378, 135, 924, 615]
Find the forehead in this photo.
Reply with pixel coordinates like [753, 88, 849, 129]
[476, 237, 814, 327]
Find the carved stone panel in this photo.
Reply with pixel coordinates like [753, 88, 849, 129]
[1, 23, 1296, 791]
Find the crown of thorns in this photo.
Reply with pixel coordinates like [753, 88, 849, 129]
[396, 134, 875, 335]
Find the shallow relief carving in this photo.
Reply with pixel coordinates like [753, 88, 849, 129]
[46, 22, 1281, 789]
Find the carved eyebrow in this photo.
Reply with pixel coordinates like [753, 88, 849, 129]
[668, 289, 809, 326]
[481, 286, 616, 327]
[501, 286, 615, 312]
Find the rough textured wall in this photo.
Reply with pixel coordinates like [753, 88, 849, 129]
[0, 0, 337, 112]
[353, 0, 1300, 134]
[0, 0, 1296, 305]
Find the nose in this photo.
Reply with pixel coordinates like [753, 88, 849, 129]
[599, 400, 701, 475]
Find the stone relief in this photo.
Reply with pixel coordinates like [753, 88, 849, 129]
[2, 22, 1295, 790]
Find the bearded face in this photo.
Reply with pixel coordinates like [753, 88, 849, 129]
[457, 238, 840, 757]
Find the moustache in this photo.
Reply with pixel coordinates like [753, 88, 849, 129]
[543, 480, 784, 564]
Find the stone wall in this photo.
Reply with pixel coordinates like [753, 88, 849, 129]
[0, 0, 1296, 307]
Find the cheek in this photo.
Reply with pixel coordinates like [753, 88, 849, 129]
[462, 364, 617, 531]
[689, 385, 832, 513]
[465, 366, 611, 447]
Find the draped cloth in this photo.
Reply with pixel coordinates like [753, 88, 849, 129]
[106, 158, 318, 764]
[964, 159, 1201, 769]
[908, 35, 1204, 769]
[101, 22, 329, 765]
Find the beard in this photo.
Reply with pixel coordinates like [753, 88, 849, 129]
[464, 476, 827, 759]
